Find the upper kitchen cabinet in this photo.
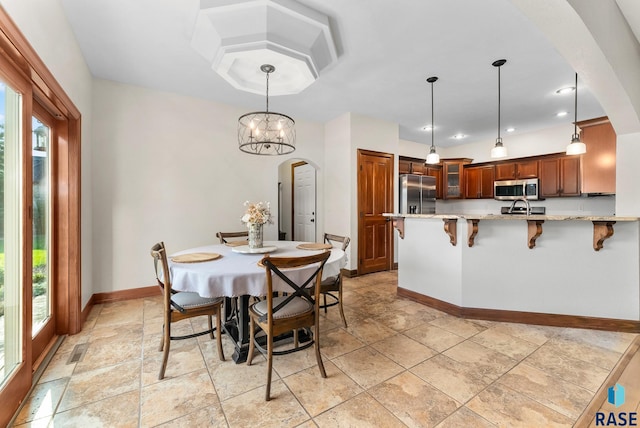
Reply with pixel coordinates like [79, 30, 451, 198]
[539, 155, 580, 198]
[442, 158, 472, 199]
[424, 164, 443, 199]
[494, 159, 539, 180]
[399, 156, 425, 175]
[578, 117, 616, 194]
[464, 165, 495, 199]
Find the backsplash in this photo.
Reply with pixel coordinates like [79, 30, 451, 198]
[437, 195, 616, 216]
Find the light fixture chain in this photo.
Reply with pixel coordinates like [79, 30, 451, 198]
[497, 65, 501, 140]
[574, 72, 578, 136]
[431, 80, 435, 148]
[265, 70, 270, 113]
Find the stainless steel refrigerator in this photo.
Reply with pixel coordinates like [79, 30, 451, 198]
[399, 174, 436, 214]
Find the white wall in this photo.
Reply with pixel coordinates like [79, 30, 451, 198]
[439, 123, 574, 162]
[324, 113, 352, 265]
[616, 132, 640, 216]
[1, 0, 95, 307]
[91, 79, 325, 293]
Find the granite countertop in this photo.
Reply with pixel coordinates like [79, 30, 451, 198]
[383, 213, 640, 221]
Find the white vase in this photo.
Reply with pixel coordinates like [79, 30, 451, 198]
[248, 223, 264, 249]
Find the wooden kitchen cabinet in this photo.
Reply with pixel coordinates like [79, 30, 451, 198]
[578, 117, 616, 194]
[399, 157, 425, 175]
[494, 160, 538, 180]
[442, 158, 472, 199]
[539, 156, 580, 197]
[424, 165, 443, 199]
[464, 165, 495, 199]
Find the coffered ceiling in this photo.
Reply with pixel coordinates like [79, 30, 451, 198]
[59, 0, 640, 147]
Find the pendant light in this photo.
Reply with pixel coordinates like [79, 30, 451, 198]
[425, 76, 440, 164]
[238, 64, 296, 155]
[490, 59, 508, 159]
[566, 72, 586, 155]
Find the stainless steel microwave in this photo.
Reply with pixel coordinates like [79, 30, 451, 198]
[494, 178, 539, 200]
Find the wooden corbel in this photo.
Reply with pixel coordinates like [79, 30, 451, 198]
[443, 218, 457, 246]
[467, 219, 479, 247]
[392, 217, 405, 239]
[527, 220, 544, 249]
[593, 221, 615, 251]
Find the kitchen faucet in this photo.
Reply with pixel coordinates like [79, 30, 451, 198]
[508, 198, 531, 215]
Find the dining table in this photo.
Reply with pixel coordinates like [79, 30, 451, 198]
[169, 240, 347, 363]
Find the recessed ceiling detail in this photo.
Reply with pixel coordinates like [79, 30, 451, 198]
[191, 0, 339, 95]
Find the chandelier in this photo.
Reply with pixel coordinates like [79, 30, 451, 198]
[238, 64, 296, 155]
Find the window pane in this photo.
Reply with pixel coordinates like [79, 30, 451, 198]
[0, 80, 24, 386]
[32, 117, 50, 335]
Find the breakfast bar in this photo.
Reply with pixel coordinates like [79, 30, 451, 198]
[385, 213, 640, 331]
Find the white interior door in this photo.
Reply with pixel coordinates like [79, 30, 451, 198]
[293, 162, 316, 242]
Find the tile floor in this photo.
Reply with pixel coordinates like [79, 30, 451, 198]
[12, 271, 639, 427]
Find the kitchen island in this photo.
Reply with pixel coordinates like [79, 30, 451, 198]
[385, 213, 640, 331]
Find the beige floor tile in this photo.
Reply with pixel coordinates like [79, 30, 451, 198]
[14, 378, 68, 425]
[557, 327, 637, 354]
[142, 339, 208, 386]
[313, 392, 406, 427]
[140, 368, 218, 426]
[370, 333, 437, 368]
[404, 324, 466, 353]
[12, 416, 52, 428]
[221, 380, 310, 428]
[435, 406, 496, 428]
[319, 328, 365, 359]
[443, 341, 518, 383]
[429, 315, 486, 338]
[369, 371, 460, 427]
[93, 299, 144, 327]
[498, 362, 593, 419]
[372, 309, 430, 332]
[155, 401, 228, 427]
[58, 360, 141, 412]
[284, 360, 363, 417]
[271, 342, 326, 378]
[73, 333, 143, 374]
[411, 354, 490, 403]
[51, 390, 139, 428]
[545, 336, 623, 370]
[208, 352, 273, 401]
[344, 317, 397, 344]
[525, 343, 611, 392]
[488, 321, 559, 346]
[332, 346, 404, 389]
[37, 351, 76, 384]
[56, 329, 91, 355]
[470, 328, 539, 360]
[88, 321, 144, 342]
[467, 384, 574, 427]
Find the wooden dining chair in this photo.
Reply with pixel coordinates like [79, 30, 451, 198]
[317, 233, 351, 327]
[247, 251, 331, 401]
[150, 242, 225, 380]
[216, 231, 248, 244]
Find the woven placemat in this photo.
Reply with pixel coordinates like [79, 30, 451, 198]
[171, 252, 221, 263]
[296, 243, 332, 250]
[225, 240, 249, 247]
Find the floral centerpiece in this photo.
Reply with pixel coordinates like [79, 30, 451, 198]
[241, 201, 272, 248]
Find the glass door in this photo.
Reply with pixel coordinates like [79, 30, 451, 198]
[30, 105, 55, 364]
[0, 79, 25, 389]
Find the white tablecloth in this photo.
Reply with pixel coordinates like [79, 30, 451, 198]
[169, 241, 347, 298]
